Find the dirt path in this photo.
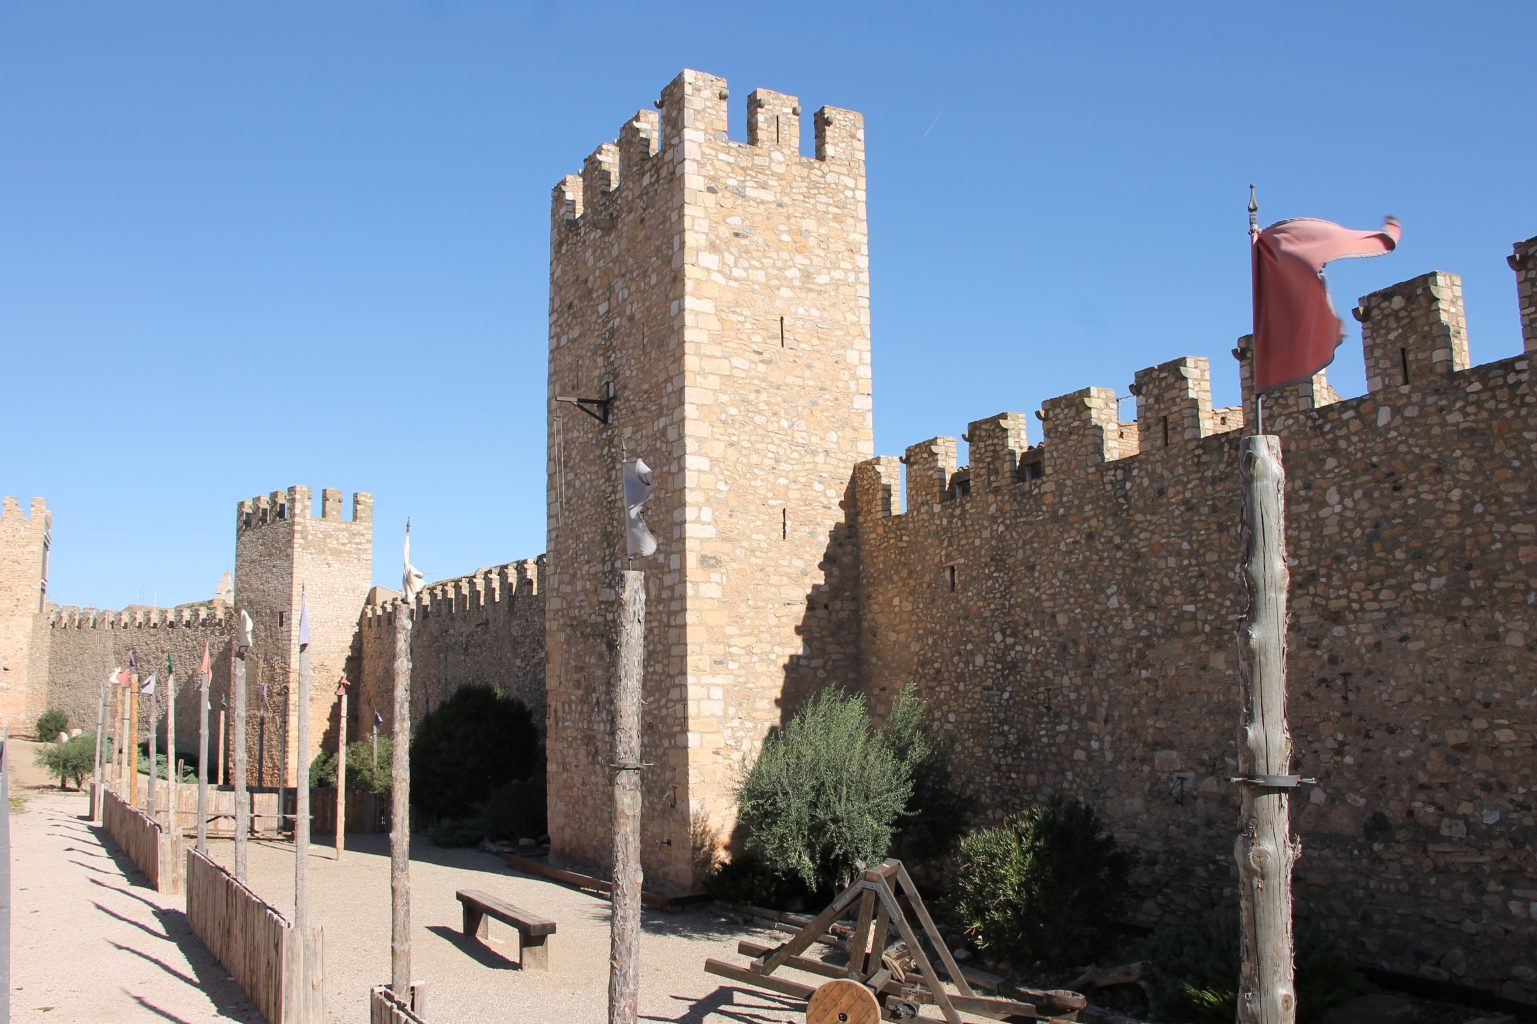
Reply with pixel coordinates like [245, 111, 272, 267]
[7, 738, 260, 1022]
[6, 738, 808, 1023]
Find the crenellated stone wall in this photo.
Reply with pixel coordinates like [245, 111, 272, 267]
[850, 263, 1537, 1000]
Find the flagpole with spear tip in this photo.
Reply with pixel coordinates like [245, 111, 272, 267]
[129, 653, 141, 808]
[1239, 193, 1398, 1024]
[293, 589, 317, 1015]
[197, 642, 211, 855]
[166, 651, 176, 827]
[234, 610, 253, 882]
[391, 519, 422, 1007]
[146, 668, 158, 820]
[90, 669, 109, 818]
[334, 673, 349, 860]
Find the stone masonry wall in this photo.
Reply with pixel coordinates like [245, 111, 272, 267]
[545, 70, 872, 890]
[42, 606, 234, 765]
[0, 497, 49, 731]
[851, 265, 1536, 1000]
[233, 486, 372, 787]
[355, 559, 545, 744]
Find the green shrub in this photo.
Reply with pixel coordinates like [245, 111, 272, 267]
[1136, 906, 1363, 1023]
[410, 686, 539, 820]
[309, 737, 393, 794]
[426, 814, 488, 848]
[34, 708, 68, 741]
[35, 733, 95, 789]
[735, 688, 912, 895]
[138, 752, 195, 782]
[881, 685, 973, 865]
[482, 777, 547, 843]
[703, 853, 807, 909]
[949, 797, 1133, 968]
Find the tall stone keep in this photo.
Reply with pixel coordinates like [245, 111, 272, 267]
[0, 497, 50, 730]
[233, 486, 373, 785]
[546, 69, 874, 889]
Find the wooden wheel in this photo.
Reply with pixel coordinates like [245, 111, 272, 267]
[807, 978, 881, 1024]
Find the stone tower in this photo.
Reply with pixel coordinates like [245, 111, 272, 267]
[233, 486, 372, 785]
[0, 497, 50, 731]
[546, 69, 874, 890]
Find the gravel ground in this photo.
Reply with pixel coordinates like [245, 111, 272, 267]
[6, 738, 808, 1023]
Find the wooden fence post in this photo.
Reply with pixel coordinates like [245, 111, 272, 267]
[234, 645, 250, 882]
[1236, 435, 1299, 1024]
[609, 569, 645, 1024]
[390, 600, 413, 997]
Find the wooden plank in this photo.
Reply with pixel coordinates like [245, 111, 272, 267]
[705, 958, 817, 1001]
[847, 888, 876, 977]
[895, 861, 974, 997]
[871, 882, 962, 1024]
[759, 881, 864, 974]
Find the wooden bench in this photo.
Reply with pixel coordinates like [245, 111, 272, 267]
[455, 889, 557, 970]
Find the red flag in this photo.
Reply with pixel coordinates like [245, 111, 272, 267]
[112, 667, 130, 688]
[336, 673, 350, 697]
[200, 641, 211, 678]
[1251, 216, 1400, 393]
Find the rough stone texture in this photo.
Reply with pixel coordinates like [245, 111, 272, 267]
[852, 298, 1536, 999]
[1514, 234, 1537, 353]
[0, 496, 49, 731]
[355, 558, 545, 740]
[233, 486, 373, 786]
[545, 69, 873, 890]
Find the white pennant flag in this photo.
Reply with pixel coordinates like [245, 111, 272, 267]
[622, 458, 659, 558]
[403, 521, 424, 601]
[238, 608, 255, 648]
[140, 673, 157, 695]
[297, 593, 311, 650]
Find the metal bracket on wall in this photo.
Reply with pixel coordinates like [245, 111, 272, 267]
[555, 380, 615, 424]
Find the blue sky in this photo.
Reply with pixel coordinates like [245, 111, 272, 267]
[3, 2, 1533, 609]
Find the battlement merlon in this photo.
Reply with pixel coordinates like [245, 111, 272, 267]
[1355, 271, 1469, 391]
[551, 71, 864, 228]
[1039, 387, 1121, 474]
[1, 496, 49, 524]
[237, 487, 371, 531]
[903, 437, 959, 511]
[965, 413, 1030, 491]
[1130, 356, 1216, 450]
[852, 456, 903, 521]
[1509, 234, 1537, 352]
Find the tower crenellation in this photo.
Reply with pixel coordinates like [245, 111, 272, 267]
[1355, 270, 1469, 391]
[1511, 234, 1537, 351]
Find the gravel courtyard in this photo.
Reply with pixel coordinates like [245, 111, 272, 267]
[7, 740, 807, 1023]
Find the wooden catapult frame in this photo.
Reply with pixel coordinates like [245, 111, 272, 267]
[706, 858, 1083, 1023]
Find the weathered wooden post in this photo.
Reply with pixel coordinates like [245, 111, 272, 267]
[1, 729, 11, 1024]
[197, 645, 211, 855]
[146, 672, 158, 819]
[166, 653, 176, 827]
[608, 456, 657, 1024]
[129, 669, 141, 807]
[610, 569, 645, 1024]
[90, 672, 108, 817]
[235, 610, 253, 882]
[1235, 436, 1299, 1024]
[294, 595, 313, 1009]
[392, 521, 422, 1001]
[217, 701, 227, 787]
[335, 675, 349, 860]
[109, 681, 122, 791]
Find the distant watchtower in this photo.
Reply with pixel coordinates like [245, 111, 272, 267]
[233, 486, 372, 785]
[546, 69, 874, 889]
[0, 497, 51, 730]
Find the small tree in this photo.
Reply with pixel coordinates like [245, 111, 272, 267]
[34, 708, 68, 741]
[950, 797, 1133, 968]
[735, 688, 912, 895]
[35, 733, 96, 790]
[310, 737, 393, 794]
[881, 685, 973, 865]
[410, 686, 539, 820]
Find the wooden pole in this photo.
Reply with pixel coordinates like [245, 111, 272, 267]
[390, 601, 413, 997]
[147, 681, 157, 819]
[166, 667, 176, 825]
[130, 674, 140, 808]
[217, 707, 227, 787]
[294, 634, 312, 998]
[1, 730, 11, 1024]
[609, 569, 645, 1024]
[108, 684, 121, 791]
[197, 666, 210, 854]
[91, 675, 107, 817]
[1236, 435, 1299, 1024]
[335, 684, 348, 860]
[234, 648, 250, 882]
